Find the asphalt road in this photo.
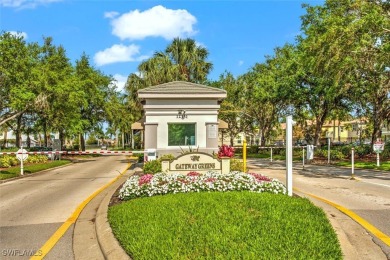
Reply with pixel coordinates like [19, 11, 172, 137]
[0, 155, 130, 259]
[247, 158, 390, 259]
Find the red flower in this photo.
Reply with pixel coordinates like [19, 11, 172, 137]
[218, 145, 235, 158]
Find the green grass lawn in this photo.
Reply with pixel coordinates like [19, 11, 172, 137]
[336, 161, 390, 171]
[109, 192, 342, 260]
[0, 160, 71, 180]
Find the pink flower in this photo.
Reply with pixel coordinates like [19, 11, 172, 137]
[205, 177, 217, 183]
[249, 172, 271, 182]
[218, 145, 235, 158]
[187, 171, 201, 177]
[139, 174, 154, 186]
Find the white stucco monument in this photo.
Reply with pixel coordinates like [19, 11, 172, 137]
[136, 81, 227, 158]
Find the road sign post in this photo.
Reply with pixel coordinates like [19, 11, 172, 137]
[16, 147, 28, 176]
[373, 139, 384, 167]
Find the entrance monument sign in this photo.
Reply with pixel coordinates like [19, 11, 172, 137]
[162, 152, 230, 174]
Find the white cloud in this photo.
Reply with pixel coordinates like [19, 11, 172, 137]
[238, 60, 244, 66]
[109, 5, 197, 40]
[112, 74, 127, 92]
[94, 44, 148, 66]
[1, 0, 62, 8]
[8, 31, 28, 39]
[104, 11, 119, 19]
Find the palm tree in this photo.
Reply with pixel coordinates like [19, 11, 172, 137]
[166, 38, 212, 83]
[135, 38, 213, 86]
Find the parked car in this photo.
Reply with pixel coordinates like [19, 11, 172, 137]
[101, 145, 107, 150]
[352, 140, 371, 146]
[273, 140, 285, 146]
[294, 139, 307, 146]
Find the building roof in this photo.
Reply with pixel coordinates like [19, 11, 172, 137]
[138, 81, 227, 100]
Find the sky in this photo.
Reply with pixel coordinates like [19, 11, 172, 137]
[1, 0, 323, 92]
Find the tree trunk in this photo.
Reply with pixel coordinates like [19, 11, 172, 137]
[59, 130, 65, 150]
[27, 134, 31, 148]
[371, 115, 382, 147]
[43, 120, 48, 147]
[2, 129, 7, 148]
[313, 109, 330, 147]
[16, 115, 22, 148]
[338, 121, 341, 142]
[261, 131, 266, 146]
[81, 133, 86, 151]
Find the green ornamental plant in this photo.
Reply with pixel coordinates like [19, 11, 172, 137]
[143, 160, 162, 174]
[0, 155, 18, 168]
[230, 159, 243, 172]
[26, 155, 48, 164]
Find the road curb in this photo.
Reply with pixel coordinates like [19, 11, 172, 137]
[95, 170, 133, 260]
[293, 191, 361, 260]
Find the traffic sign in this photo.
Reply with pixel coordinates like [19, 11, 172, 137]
[16, 149, 28, 161]
[373, 141, 384, 154]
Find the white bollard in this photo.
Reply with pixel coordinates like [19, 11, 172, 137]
[351, 148, 355, 179]
[377, 153, 380, 167]
[286, 116, 295, 197]
[328, 138, 331, 164]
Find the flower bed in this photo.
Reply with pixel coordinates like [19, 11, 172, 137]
[119, 171, 286, 200]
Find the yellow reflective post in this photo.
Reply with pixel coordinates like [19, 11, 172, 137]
[243, 139, 247, 172]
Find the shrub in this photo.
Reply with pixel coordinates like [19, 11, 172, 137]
[339, 145, 353, 158]
[26, 155, 48, 164]
[354, 145, 371, 159]
[273, 147, 284, 155]
[143, 160, 162, 174]
[315, 148, 327, 158]
[234, 147, 243, 154]
[248, 145, 259, 154]
[230, 158, 243, 172]
[134, 152, 144, 163]
[0, 155, 18, 168]
[330, 150, 345, 160]
[160, 154, 175, 160]
[382, 142, 390, 160]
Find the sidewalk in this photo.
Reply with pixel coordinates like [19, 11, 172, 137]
[72, 166, 142, 260]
